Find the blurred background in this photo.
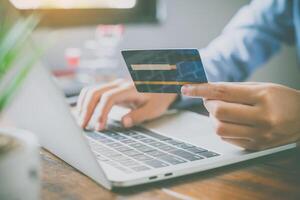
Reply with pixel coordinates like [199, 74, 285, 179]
[8, 0, 300, 98]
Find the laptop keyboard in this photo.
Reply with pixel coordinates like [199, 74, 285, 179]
[85, 121, 220, 173]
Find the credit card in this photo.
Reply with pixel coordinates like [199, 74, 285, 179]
[121, 49, 207, 93]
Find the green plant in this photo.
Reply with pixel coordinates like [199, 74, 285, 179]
[0, 14, 41, 112]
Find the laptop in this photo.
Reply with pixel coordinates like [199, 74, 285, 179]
[4, 64, 296, 190]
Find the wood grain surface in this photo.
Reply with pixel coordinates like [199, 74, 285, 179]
[41, 147, 300, 200]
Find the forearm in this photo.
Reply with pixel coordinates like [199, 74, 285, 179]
[201, 0, 294, 82]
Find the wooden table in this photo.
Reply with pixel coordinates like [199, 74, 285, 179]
[41, 142, 300, 200]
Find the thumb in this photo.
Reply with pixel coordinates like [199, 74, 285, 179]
[181, 83, 213, 98]
[121, 105, 160, 128]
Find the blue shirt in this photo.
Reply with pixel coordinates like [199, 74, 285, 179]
[178, 0, 300, 108]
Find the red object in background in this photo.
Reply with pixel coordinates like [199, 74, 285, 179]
[67, 57, 80, 67]
[65, 48, 81, 68]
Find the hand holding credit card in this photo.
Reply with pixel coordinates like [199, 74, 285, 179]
[121, 49, 207, 93]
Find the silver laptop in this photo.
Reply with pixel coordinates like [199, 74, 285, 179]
[4, 64, 296, 190]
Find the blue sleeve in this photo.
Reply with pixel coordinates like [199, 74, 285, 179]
[174, 0, 295, 109]
[202, 0, 295, 82]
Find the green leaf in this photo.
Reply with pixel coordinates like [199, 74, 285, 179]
[0, 45, 44, 112]
[0, 15, 39, 78]
[0, 14, 43, 112]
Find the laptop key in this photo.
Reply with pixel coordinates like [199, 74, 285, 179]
[146, 150, 168, 158]
[140, 138, 157, 144]
[135, 127, 170, 141]
[86, 132, 107, 140]
[135, 145, 155, 153]
[175, 143, 195, 149]
[111, 135, 127, 140]
[129, 143, 146, 149]
[157, 145, 177, 152]
[115, 146, 132, 152]
[170, 149, 204, 161]
[107, 124, 124, 132]
[185, 147, 208, 154]
[104, 131, 128, 140]
[131, 165, 151, 172]
[118, 130, 132, 135]
[123, 150, 142, 156]
[107, 143, 123, 148]
[149, 141, 165, 148]
[164, 139, 183, 146]
[123, 131, 138, 136]
[144, 159, 169, 168]
[120, 139, 136, 144]
[132, 154, 153, 161]
[104, 132, 120, 137]
[100, 138, 115, 144]
[131, 134, 147, 140]
[197, 151, 220, 158]
[159, 155, 187, 165]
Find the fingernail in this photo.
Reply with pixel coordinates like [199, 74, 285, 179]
[123, 117, 132, 128]
[181, 85, 190, 95]
[95, 122, 105, 131]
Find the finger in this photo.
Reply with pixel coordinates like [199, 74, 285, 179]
[211, 116, 257, 140]
[204, 99, 259, 126]
[121, 103, 163, 128]
[221, 138, 253, 150]
[181, 82, 258, 105]
[80, 79, 124, 128]
[77, 86, 90, 115]
[233, 82, 262, 85]
[93, 83, 137, 130]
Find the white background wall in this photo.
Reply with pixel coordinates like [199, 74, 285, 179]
[41, 0, 300, 89]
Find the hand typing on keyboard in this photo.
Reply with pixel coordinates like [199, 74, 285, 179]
[77, 79, 177, 131]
